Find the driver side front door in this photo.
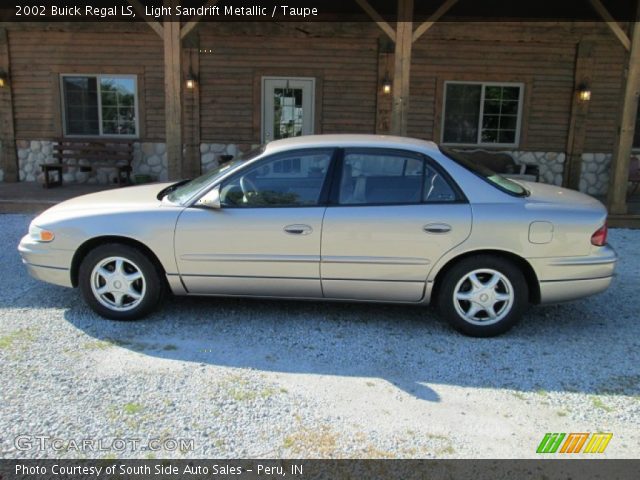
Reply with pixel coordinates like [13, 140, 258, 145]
[174, 148, 335, 298]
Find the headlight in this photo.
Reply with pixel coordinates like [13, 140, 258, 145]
[28, 224, 55, 242]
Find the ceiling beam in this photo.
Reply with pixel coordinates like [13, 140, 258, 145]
[353, 0, 396, 42]
[181, 0, 220, 39]
[412, 0, 458, 43]
[588, 0, 631, 51]
[127, 0, 164, 38]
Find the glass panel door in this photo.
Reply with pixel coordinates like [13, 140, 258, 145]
[263, 77, 315, 142]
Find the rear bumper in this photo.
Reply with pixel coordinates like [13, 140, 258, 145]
[539, 276, 613, 303]
[532, 244, 616, 304]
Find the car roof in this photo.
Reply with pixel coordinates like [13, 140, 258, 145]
[263, 134, 440, 155]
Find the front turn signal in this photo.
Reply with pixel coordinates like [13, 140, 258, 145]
[29, 224, 55, 243]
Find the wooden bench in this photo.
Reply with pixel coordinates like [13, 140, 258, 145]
[41, 138, 134, 188]
[458, 149, 540, 182]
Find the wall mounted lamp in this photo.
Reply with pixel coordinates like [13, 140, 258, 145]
[578, 83, 591, 102]
[0, 70, 8, 88]
[382, 73, 392, 95]
[185, 71, 197, 90]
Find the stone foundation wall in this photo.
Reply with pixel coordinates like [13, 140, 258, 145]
[502, 151, 609, 195]
[15, 140, 169, 184]
[5, 139, 615, 196]
[200, 143, 259, 172]
[579, 153, 611, 196]
[200, 143, 239, 172]
[510, 151, 565, 186]
[18, 140, 54, 182]
[132, 143, 168, 182]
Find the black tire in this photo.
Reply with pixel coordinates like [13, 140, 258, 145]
[437, 255, 528, 337]
[78, 243, 163, 320]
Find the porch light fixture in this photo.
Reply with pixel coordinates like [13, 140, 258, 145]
[578, 83, 591, 102]
[382, 73, 392, 94]
[0, 70, 7, 88]
[185, 71, 197, 90]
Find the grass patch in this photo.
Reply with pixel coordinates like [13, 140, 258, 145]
[82, 337, 152, 351]
[82, 340, 114, 351]
[282, 426, 338, 457]
[219, 374, 283, 403]
[591, 397, 614, 412]
[556, 410, 568, 417]
[426, 433, 449, 441]
[438, 445, 456, 455]
[0, 328, 37, 351]
[123, 402, 144, 415]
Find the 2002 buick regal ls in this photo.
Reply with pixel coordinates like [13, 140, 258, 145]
[19, 135, 617, 336]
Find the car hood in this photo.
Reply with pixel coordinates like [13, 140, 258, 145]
[51, 183, 171, 210]
[33, 183, 175, 226]
[519, 181, 606, 212]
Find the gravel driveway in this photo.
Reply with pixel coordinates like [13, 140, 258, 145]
[1, 214, 638, 459]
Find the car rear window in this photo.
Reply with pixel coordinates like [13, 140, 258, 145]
[439, 147, 528, 197]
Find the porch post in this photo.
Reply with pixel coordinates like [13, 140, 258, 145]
[563, 40, 594, 190]
[182, 35, 201, 178]
[391, 0, 413, 136]
[164, 0, 183, 180]
[0, 28, 18, 182]
[607, 20, 640, 214]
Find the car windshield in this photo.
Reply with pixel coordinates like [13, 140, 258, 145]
[166, 146, 265, 205]
[439, 147, 528, 197]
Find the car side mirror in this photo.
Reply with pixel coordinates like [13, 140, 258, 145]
[195, 185, 222, 209]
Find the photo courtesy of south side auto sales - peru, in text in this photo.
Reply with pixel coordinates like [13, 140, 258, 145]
[16, 463, 301, 476]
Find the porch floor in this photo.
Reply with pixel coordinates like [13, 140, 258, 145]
[0, 182, 119, 214]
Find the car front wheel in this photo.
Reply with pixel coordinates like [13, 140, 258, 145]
[437, 255, 528, 337]
[79, 243, 163, 320]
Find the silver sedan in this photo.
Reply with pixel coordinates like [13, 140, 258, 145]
[18, 135, 616, 336]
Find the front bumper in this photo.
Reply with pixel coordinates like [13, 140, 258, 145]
[18, 235, 74, 288]
[531, 244, 617, 304]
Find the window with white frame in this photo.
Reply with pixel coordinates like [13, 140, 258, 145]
[442, 82, 523, 147]
[61, 75, 138, 137]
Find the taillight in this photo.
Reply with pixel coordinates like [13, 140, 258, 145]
[591, 223, 608, 246]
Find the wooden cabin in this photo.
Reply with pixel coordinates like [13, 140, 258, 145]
[0, 0, 638, 222]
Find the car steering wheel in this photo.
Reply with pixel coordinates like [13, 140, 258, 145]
[240, 176, 259, 203]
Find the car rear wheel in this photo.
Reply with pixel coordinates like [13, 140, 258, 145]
[437, 255, 528, 337]
[79, 243, 163, 320]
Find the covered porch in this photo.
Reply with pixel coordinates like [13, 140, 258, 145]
[0, 0, 639, 225]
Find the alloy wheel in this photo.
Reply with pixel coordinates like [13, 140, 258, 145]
[453, 268, 514, 326]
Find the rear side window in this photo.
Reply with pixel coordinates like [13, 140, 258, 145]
[338, 149, 458, 205]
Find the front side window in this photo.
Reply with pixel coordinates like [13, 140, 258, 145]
[61, 75, 137, 137]
[339, 150, 458, 205]
[220, 149, 333, 207]
[442, 82, 523, 147]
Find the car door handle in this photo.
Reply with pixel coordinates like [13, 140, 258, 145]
[283, 224, 313, 235]
[423, 223, 452, 234]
